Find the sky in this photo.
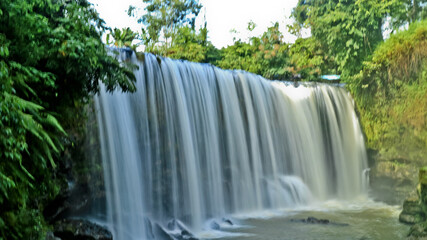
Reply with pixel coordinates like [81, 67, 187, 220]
[89, 0, 301, 48]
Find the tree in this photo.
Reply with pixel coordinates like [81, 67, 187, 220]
[217, 22, 290, 80]
[255, 22, 291, 80]
[288, 37, 337, 81]
[106, 27, 140, 50]
[389, 0, 427, 30]
[0, 0, 135, 239]
[131, 0, 218, 63]
[291, 0, 427, 78]
[348, 20, 427, 163]
[136, 0, 202, 54]
[291, 0, 389, 77]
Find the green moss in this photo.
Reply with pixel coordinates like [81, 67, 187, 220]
[351, 20, 427, 166]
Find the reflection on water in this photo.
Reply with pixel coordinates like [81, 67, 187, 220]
[211, 199, 409, 240]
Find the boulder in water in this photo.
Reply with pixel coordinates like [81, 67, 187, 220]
[291, 217, 348, 226]
[167, 218, 177, 230]
[53, 219, 112, 240]
[291, 217, 329, 224]
[153, 223, 174, 240]
[222, 218, 233, 226]
[45, 232, 61, 240]
[144, 217, 155, 239]
[180, 229, 198, 240]
[165, 218, 198, 239]
[209, 221, 220, 230]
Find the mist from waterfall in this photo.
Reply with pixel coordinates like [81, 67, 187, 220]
[95, 52, 368, 239]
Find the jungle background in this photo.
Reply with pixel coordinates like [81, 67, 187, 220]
[0, 0, 426, 239]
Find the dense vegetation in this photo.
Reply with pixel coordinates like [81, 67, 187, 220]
[0, 0, 135, 239]
[352, 20, 427, 162]
[0, 0, 426, 238]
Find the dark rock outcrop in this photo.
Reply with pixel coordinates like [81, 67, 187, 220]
[399, 196, 425, 224]
[209, 221, 220, 230]
[45, 231, 61, 240]
[165, 219, 199, 240]
[291, 217, 349, 226]
[369, 153, 418, 205]
[400, 167, 427, 238]
[53, 219, 112, 240]
[153, 223, 174, 240]
[408, 222, 427, 239]
[222, 218, 233, 226]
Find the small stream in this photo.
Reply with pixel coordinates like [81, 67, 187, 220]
[199, 199, 409, 240]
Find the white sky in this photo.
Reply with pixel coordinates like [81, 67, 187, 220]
[90, 0, 301, 48]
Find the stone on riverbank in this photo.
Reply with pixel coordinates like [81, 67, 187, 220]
[53, 219, 112, 240]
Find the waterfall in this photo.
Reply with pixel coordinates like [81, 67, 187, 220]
[95, 52, 368, 239]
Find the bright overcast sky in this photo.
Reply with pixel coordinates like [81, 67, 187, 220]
[90, 0, 300, 48]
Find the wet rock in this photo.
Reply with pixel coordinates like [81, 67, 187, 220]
[167, 219, 177, 230]
[222, 218, 233, 226]
[291, 217, 329, 224]
[144, 217, 154, 239]
[43, 182, 106, 222]
[306, 217, 329, 224]
[291, 217, 349, 226]
[164, 218, 199, 240]
[173, 228, 198, 240]
[369, 156, 418, 205]
[408, 221, 427, 238]
[153, 223, 174, 240]
[53, 219, 112, 240]
[419, 167, 427, 205]
[400, 167, 427, 237]
[182, 229, 198, 239]
[399, 196, 425, 224]
[210, 221, 220, 230]
[45, 231, 61, 240]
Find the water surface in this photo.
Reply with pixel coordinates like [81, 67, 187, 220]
[203, 199, 408, 240]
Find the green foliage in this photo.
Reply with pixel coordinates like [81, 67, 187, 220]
[288, 37, 337, 81]
[216, 40, 263, 74]
[0, 0, 136, 239]
[389, 0, 427, 30]
[216, 22, 291, 80]
[136, 0, 202, 53]
[349, 19, 427, 102]
[132, 0, 217, 63]
[349, 20, 427, 163]
[106, 27, 139, 50]
[162, 26, 210, 62]
[292, 0, 389, 77]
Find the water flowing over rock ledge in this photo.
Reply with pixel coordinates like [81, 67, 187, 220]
[93, 52, 369, 239]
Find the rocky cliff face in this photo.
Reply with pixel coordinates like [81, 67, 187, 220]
[43, 103, 110, 240]
[368, 148, 420, 205]
[399, 167, 427, 238]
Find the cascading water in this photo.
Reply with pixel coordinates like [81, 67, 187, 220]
[95, 52, 368, 239]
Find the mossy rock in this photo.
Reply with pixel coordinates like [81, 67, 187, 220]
[419, 167, 427, 205]
[53, 219, 112, 240]
[409, 221, 427, 238]
[403, 196, 424, 214]
[419, 167, 427, 185]
[400, 212, 425, 225]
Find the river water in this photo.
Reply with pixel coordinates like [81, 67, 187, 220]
[202, 199, 408, 240]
